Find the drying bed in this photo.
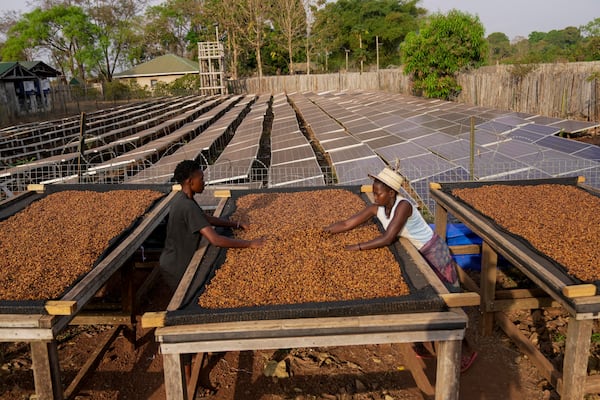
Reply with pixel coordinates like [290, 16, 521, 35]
[451, 184, 600, 283]
[162, 186, 452, 326]
[199, 189, 410, 308]
[0, 184, 172, 314]
[431, 177, 600, 314]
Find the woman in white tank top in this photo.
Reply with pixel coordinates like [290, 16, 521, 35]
[324, 167, 477, 372]
[323, 167, 457, 290]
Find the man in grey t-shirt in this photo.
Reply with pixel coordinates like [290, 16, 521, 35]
[160, 160, 265, 290]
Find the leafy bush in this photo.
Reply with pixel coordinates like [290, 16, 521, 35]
[401, 10, 487, 99]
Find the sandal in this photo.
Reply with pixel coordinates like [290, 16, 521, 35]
[461, 351, 477, 373]
[413, 343, 435, 359]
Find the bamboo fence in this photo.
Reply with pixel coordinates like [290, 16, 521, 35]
[230, 61, 600, 122]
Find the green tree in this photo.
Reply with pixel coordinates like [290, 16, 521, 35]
[401, 9, 486, 99]
[528, 31, 546, 44]
[487, 32, 510, 63]
[581, 18, 600, 60]
[582, 18, 600, 37]
[85, 0, 146, 82]
[312, 0, 424, 71]
[239, 0, 274, 78]
[0, 11, 21, 61]
[271, 0, 306, 74]
[143, 0, 207, 59]
[206, 0, 248, 79]
[2, 5, 99, 80]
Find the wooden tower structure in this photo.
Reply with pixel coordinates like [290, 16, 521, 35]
[198, 40, 226, 95]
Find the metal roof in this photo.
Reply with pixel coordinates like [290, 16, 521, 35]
[114, 54, 199, 78]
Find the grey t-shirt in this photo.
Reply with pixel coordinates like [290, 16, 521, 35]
[159, 191, 210, 290]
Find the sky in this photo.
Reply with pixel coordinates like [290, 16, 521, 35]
[0, 0, 599, 41]
[419, 0, 600, 40]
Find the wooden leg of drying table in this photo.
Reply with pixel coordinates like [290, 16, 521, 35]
[31, 340, 64, 400]
[480, 242, 498, 336]
[398, 343, 435, 399]
[121, 260, 136, 348]
[163, 353, 188, 400]
[560, 318, 593, 400]
[434, 339, 461, 400]
[434, 203, 448, 240]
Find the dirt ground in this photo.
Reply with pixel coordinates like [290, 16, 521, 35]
[0, 273, 590, 400]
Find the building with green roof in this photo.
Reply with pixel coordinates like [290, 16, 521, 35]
[113, 54, 199, 89]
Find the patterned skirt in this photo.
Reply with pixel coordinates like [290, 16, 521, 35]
[419, 232, 460, 293]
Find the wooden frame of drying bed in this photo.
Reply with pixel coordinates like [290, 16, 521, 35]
[145, 186, 480, 400]
[430, 177, 600, 400]
[0, 184, 177, 400]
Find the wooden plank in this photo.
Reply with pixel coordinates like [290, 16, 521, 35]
[584, 374, 600, 393]
[490, 297, 561, 312]
[0, 328, 54, 341]
[120, 260, 136, 342]
[63, 326, 122, 399]
[433, 201, 448, 240]
[160, 329, 465, 354]
[360, 184, 373, 193]
[142, 311, 167, 328]
[0, 189, 36, 208]
[480, 242, 498, 336]
[398, 343, 435, 398]
[448, 244, 480, 255]
[27, 183, 45, 192]
[562, 284, 597, 298]
[456, 267, 480, 294]
[45, 300, 77, 316]
[440, 292, 480, 307]
[69, 313, 133, 325]
[167, 197, 227, 312]
[134, 264, 161, 306]
[579, 182, 600, 196]
[167, 240, 208, 312]
[429, 182, 442, 190]
[495, 311, 561, 389]
[561, 318, 593, 399]
[163, 353, 188, 400]
[572, 295, 600, 305]
[49, 190, 176, 334]
[495, 288, 547, 299]
[30, 340, 64, 400]
[156, 311, 467, 342]
[187, 353, 204, 400]
[0, 314, 43, 328]
[434, 340, 461, 400]
[213, 189, 231, 198]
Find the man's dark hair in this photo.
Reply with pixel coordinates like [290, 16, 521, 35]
[173, 159, 201, 184]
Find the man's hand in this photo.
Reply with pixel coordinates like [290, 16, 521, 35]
[249, 237, 266, 248]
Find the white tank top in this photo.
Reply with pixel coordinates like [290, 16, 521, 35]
[376, 196, 433, 250]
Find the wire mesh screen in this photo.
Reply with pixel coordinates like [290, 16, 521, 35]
[2, 160, 598, 216]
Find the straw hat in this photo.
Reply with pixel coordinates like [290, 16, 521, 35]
[368, 167, 404, 192]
